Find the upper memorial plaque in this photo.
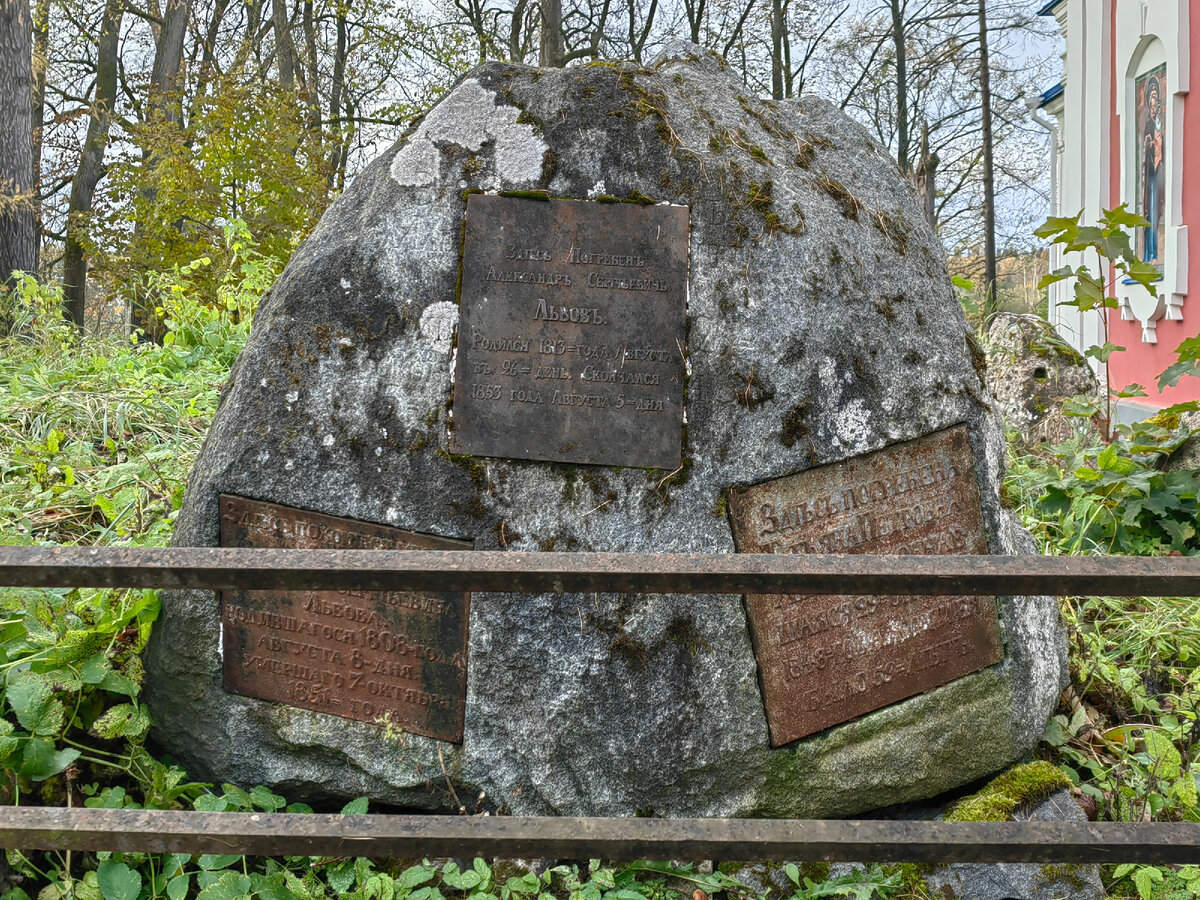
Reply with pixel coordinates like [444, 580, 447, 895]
[451, 194, 689, 469]
[726, 425, 1005, 746]
[219, 495, 472, 743]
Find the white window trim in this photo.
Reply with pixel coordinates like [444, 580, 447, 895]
[1114, 0, 1190, 343]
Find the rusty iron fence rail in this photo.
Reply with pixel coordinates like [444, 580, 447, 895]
[3, 546, 1200, 863]
[4, 809, 1200, 863]
[3, 546, 1200, 596]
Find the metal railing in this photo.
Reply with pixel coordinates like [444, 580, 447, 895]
[3, 545, 1199, 863]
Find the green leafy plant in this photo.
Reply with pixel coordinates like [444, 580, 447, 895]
[1035, 205, 1164, 439]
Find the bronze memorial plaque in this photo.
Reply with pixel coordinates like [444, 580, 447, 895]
[219, 495, 471, 743]
[450, 194, 689, 469]
[726, 425, 1005, 746]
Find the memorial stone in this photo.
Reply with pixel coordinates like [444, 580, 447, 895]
[144, 43, 1067, 818]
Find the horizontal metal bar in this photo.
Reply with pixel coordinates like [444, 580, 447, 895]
[1, 546, 1198, 597]
[2, 808, 1198, 863]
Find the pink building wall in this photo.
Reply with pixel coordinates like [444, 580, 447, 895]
[1106, 0, 1200, 407]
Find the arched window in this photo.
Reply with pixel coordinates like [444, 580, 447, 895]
[1132, 50, 1166, 271]
[1114, 1, 1188, 344]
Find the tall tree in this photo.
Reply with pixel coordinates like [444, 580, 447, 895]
[0, 0, 37, 299]
[148, 0, 190, 126]
[272, 0, 297, 87]
[30, 0, 48, 273]
[538, 0, 564, 65]
[62, 0, 122, 327]
[889, 0, 909, 173]
[130, 0, 190, 338]
[978, 0, 997, 318]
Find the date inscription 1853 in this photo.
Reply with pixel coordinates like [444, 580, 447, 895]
[726, 425, 1005, 746]
[219, 495, 471, 743]
[451, 194, 689, 469]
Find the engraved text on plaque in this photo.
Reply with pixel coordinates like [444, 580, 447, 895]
[219, 495, 471, 743]
[451, 194, 689, 468]
[726, 425, 1005, 746]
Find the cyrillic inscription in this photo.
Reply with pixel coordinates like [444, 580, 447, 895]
[219, 495, 471, 743]
[726, 425, 1005, 746]
[451, 194, 689, 468]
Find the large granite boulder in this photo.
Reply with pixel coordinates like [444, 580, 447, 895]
[144, 43, 1067, 818]
[985, 313, 1103, 445]
[1165, 411, 1200, 472]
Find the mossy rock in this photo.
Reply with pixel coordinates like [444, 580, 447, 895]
[146, 40, 1065, 819]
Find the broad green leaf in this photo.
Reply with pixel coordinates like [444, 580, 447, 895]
[1160, 519, 1196, 547]
[0, 718, 18, 761]
[1172, 772, 1198, 808]
[249, 785, 287, 811]
[1102, 203, 1150, 229]
[1159, 359, 1200, 390]
[324, 862, 355, 895]
[1038, 266, 1077, 290]
[341, 795, 369, 815]
[1041, 716, 1069, 748]
[166, 874, 190, 900]
[163, 853, 191, 878]
[1133, 866, 1163, 900]
[1144, 730, 1182, 779]
[248, 874, 294, 900]
[397, 866, 436, 889]
[6, 671, 62, 735]
[197, 854, 242, 871]
[196, 872, 252, 900]
[1115, 384, 1148, 398]
[193, 792, 231, 812]
[20, 739, 79, 781]
[1071, 276, 1109, 311]
[1062, 397, 1100, 417]
[1085, 342, 1126, 363]
[80, 652, 112, 685]
[365, 875, 395, 900]
[96, 861, 142, 900]
[1034, 213, 1083, 240]
[91, 703, 150, 740]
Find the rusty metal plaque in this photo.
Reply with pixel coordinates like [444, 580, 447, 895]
[450, 194, 689, 469]
[218, 495, 471, 743]
[726, 424, 1005, 746]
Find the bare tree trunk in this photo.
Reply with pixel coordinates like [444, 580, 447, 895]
[627, 0, 658, 63]
[62, 0, 122, 328]
[683, 0, 703, 43]
[326, 0, 346, 191]
[0, 0, 37, 309]
[272, 0, 296, 87]
[130, 0, 189, 339]
[149, 0, 189, 124]
[301, 0, 320, 121]
[195, 0, 230, 98]
[507, 0, 530, 61]
[978, 0, 996, 318]
[889, 0, 909, 173]
[910, 122, 938, 230]
[30, 0, 48, 274]
[770, 0, 784, 100]
[538, 0, 564, 67]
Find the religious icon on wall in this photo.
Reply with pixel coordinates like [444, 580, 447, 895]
[1135, 65, 1166, 269]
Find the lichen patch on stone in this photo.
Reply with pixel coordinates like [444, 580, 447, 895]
[419, 301, 459, 353]
[389, 79, 547, 188]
